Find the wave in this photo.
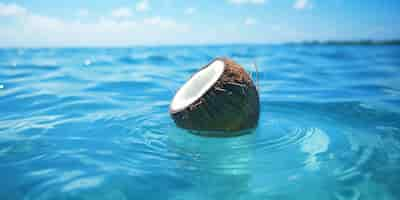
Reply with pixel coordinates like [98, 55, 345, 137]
[118, 55, 175, 65]
[1, 46, 400, 200]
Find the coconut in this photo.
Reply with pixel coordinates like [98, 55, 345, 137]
[169, 57, 260, 132]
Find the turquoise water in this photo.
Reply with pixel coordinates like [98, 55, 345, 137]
[0, 45, 399, 199]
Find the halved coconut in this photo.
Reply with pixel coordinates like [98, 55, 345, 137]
[170, 57, 259, 132]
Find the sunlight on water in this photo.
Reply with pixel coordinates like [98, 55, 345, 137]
[301, 128, 330, 171]
[0, 45, 400, 199]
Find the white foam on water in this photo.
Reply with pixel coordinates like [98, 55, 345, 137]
[383, 88, 400, 97]
[301, 128, 330, 171]
[58, 148, 88, 155]
[40, 170, 85, 188]
[0, 84, 4, 89]
[0, 146, 12, 156]
[53, 170, 85, 183]
[95, 150, 113, 155]
[301, 128, 330, 154]
[62, 176, 104, 192]
[84, 59, 91, 66]
[29, 169, 57, 177]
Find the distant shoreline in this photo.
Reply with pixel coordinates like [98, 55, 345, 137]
[288, 39, 400, 46]
[1, 40, 400, 49]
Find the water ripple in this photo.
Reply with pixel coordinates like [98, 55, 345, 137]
[1, 46, 400, 199]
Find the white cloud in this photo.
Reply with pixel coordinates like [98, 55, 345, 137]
[111, 7, 133, 18]
[244, 17, 257, 25]
[0, 2, 314, 46]
[271, 25, 281, 31]
[143, 16, 178, 28]
[184, 7, 196, 15]
[228, 0, 265, 5]
[0, 3, 191, 46]
[136, 0, 150, 12]
[0, 3, 27, 17]
[77, 9, 89, 17]
[293, 0, 312, 10]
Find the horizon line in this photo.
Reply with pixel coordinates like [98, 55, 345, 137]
[1, 39, 400, 49]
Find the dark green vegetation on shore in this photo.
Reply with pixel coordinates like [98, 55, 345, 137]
[291, 39, 400, 46]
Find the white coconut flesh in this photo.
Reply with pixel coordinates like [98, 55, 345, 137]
[170, 60, 225, 112]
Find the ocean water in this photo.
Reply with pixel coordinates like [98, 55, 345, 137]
[0, 45, 399, 200]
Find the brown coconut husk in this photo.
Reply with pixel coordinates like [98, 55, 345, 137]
[170, 57, 260, 132]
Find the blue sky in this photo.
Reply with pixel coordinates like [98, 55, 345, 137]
[0, 0, 399, 46]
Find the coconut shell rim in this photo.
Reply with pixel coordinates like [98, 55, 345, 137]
[169, 57, 226, 114]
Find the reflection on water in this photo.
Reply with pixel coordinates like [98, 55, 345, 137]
[168, 130, 255, 200]
[0, 45, 400, 199]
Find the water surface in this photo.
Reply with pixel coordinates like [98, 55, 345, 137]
[0, 45, 400, 199]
